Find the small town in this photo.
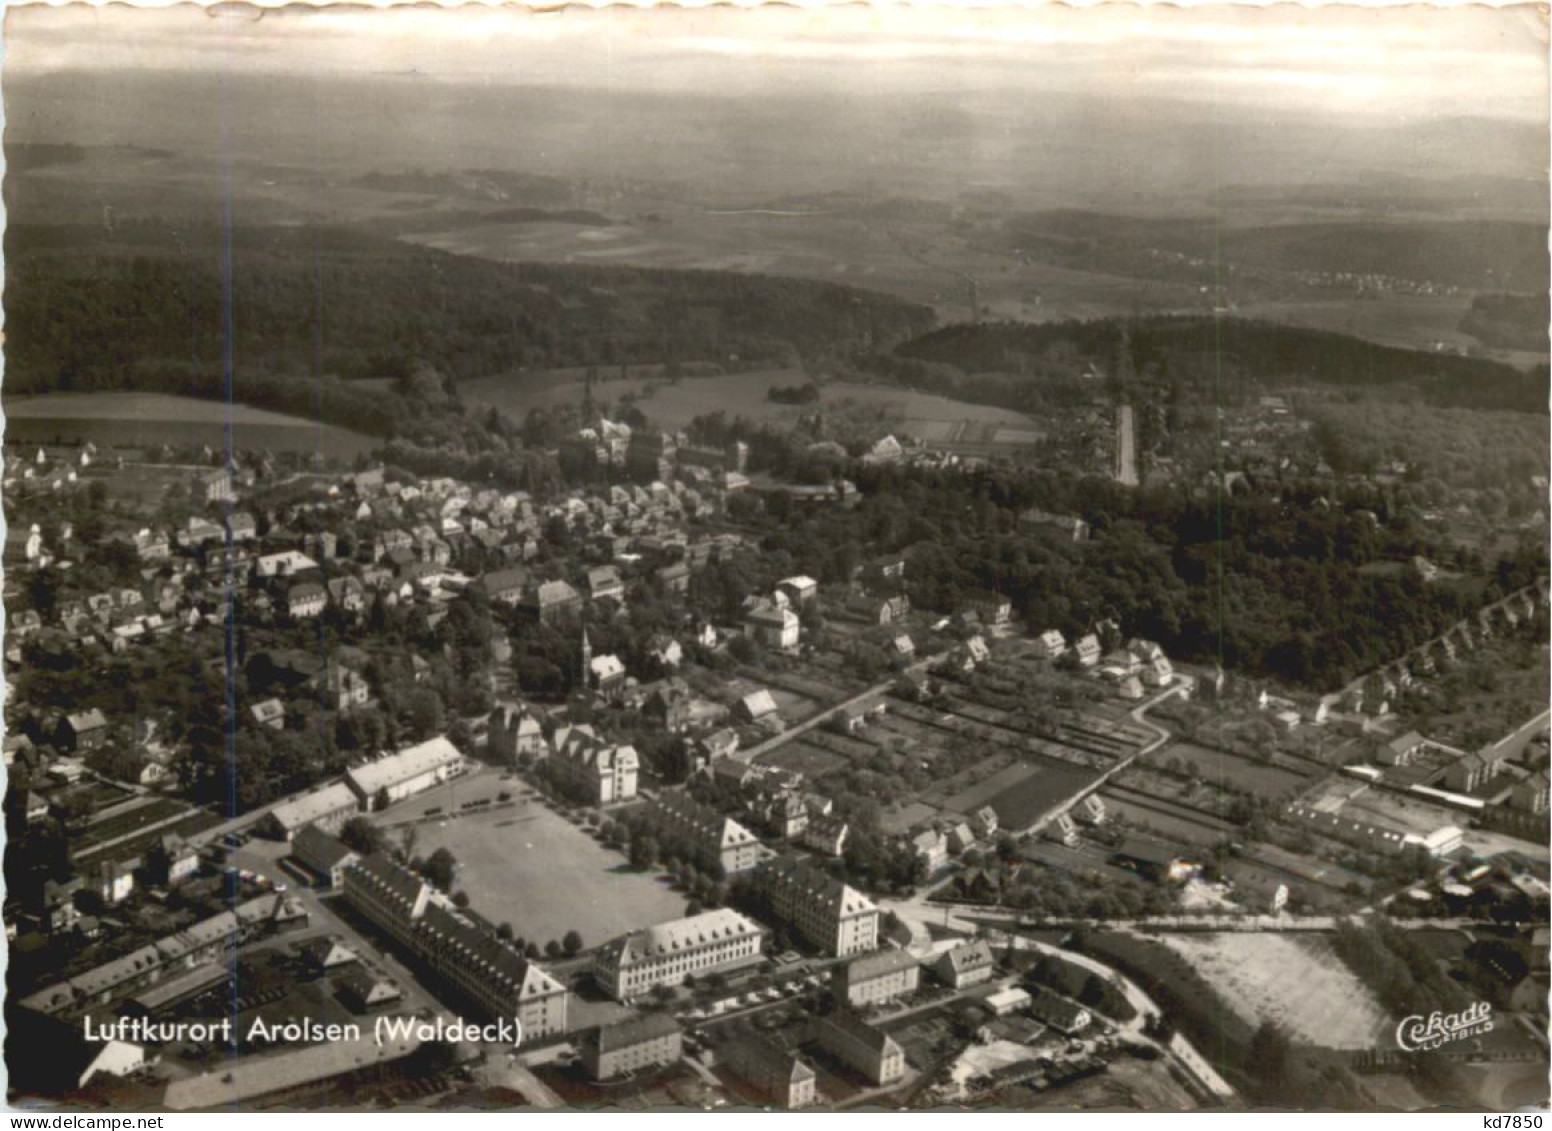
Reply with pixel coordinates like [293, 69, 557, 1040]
[5, 373, 1547, 1111]
[3, 1, 1548, 1119]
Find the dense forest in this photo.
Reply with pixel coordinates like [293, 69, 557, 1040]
[891, 316, 1548, 413]
[5, 220, 935, 406]
[1459, 292, 1550, 352]
[690, 447, 1548, 689]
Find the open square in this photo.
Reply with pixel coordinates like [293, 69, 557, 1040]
[393, 794, 686, 952]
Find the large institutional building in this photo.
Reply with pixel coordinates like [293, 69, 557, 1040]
[753, 856, 879, 958]
[649, 794, 762, 874]
[341, 853, 569, 1038]
[552, 726, 639, 805]
[593, 907, 765, 1001]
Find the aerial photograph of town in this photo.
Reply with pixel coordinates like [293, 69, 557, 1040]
[1, 1, 1547, 1116]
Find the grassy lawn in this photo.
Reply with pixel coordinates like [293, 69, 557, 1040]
[405, 795, 687, 952]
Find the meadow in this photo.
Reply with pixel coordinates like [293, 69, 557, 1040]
[458, 367, 1044, 446]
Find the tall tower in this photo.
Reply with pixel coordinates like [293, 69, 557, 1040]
[580, 624, 593, 683]
[581, 367, 597, 424]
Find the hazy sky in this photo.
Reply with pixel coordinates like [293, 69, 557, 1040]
[6, 3, 1548, 123]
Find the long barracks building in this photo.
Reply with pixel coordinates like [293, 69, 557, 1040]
[753, 856, 879, 958]
[342, 853, 568, 1038]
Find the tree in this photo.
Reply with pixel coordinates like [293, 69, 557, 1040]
[1250, 1021, 1292, 1093]
[339, 816, 385, 856]
[563, 929, 583, 955]
[452, 890, 471, 908]
[630, 833, 659, 871]
[545, 939, 563, 958]
[424, 847, 458, 890]
[497, 921, 514, 941]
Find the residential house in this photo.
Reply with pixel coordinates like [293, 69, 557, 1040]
[150, 834, 199, 887]
[720, 1032, 816, 1109]
[801, 815, 849, 857]
[96, 859, 135, 906]
[520, 580, 583, 624]
[971, 806, 999, 839]
[1028, 987, 1092, 1035]
[777, 576, 819, 607]
[583, 1014, 684, 1082]
[912, 828, 949, 873]
[59, 709, 109, 752]
[656, 561, 691, 594]
[833, 948, 920, 1008]
[489, 706, 547, 763]
[744, 600, 801, 651]
[327, 576, 366, 614]
[1073, 634, 1102, 667]
[935, 940, 995, 988]
[287, 582, 327, 620]
[816, 1010, 906, 1086]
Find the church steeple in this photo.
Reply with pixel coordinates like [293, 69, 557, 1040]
[580, 623, 593, 682]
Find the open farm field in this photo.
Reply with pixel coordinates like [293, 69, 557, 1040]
[1154, 932, 1391, 1049]
[5, 392, 379, 458]
[459, 366, 1042, 446]
[410, 206, 1522, 359]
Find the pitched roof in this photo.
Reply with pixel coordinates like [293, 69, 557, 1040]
[819, 1009, 902, 1056]
[611, 908, 763, 965]
[842, 947, 920, 983]
[757, 856, 876, 918]
[939, 939, 994, 975]
[268, 782, 359, 832]
[346, 736, 461, 797]
[292, 824, 357, 871]
[592, 1011, 681, 1053]
[740, 690, 779, 718]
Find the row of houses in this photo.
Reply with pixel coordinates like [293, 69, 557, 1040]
[17, 893, 306, 1022]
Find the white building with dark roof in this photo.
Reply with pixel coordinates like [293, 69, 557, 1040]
[753, 856, 878, 958]
[345, 736, 464, 810]
[593, 908, 765, 1000]
[342, 853, 568, 1036]
[265, 782, 360, 841]
[583, 1013, 684, 1081]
